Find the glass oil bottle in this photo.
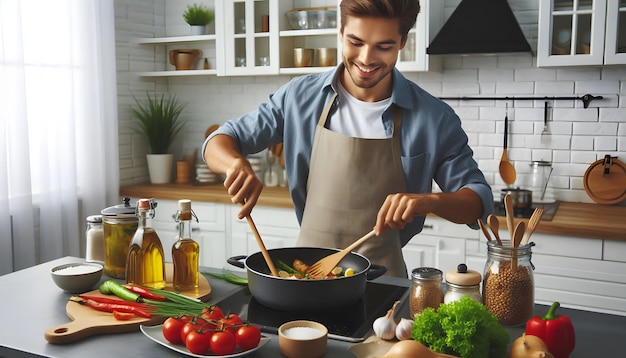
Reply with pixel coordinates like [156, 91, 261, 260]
[125, 198, 166, 289]
[172, 199, 200, 291]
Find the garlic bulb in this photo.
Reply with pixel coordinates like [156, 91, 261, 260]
[373, 300, 400, 340]
[395, 318, 414, 340]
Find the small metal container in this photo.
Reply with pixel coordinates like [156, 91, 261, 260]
[500, 187, 532, 208]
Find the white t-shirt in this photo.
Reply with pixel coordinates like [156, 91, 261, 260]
[328, 81, 391, 139]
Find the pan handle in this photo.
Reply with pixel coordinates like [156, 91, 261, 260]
[366, 264, 387, 281]
[227, 255, 247, 269]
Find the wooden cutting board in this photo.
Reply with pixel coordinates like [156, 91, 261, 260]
[583, 156, 626, 205]
[44, 264, 211, 344]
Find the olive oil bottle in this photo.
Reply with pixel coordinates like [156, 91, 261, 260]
[172, 199, 200, 290]
[125, 198, 166, 289]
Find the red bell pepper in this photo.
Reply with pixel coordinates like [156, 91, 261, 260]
[526, 302, 575, 358]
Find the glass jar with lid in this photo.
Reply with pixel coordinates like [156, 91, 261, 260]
[482, 240, 535, 326]
[409, 267, 443, 317]
[444, 263, 482, 304]
[101, 197, 139, 279]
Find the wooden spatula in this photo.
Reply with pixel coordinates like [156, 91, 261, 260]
[306, 230, 376, 279]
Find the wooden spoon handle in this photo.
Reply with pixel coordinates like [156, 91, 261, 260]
[504, 194, 515, 243]
[245, 214, 279, 277]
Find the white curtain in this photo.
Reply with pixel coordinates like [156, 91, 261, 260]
[0, 0, 119, 274]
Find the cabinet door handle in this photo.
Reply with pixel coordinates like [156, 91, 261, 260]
[423, 224, 434, 229]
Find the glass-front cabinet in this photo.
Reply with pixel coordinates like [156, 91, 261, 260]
[538, 0, 625, 66]
[605, 0, 626, 64]
[220, 0, 278, 76]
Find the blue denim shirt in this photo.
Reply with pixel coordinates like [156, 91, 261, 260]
[203, 66, 493, 246]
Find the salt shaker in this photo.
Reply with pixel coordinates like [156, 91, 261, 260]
[444, 263, 482, 304]
[85, 215, 104, 263]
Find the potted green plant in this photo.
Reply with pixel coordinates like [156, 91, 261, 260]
[183, 3, 215, 35]
[130, 92, 187, 184]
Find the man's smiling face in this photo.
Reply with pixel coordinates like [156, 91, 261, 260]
[340, 15, 405, 102]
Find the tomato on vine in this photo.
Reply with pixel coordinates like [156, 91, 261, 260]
[236, 324, 261, 351]
[210, 330, 236, 355]
[185, 329, 213, 355]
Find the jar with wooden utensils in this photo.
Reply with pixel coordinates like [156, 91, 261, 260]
[482, 240, 535, 326]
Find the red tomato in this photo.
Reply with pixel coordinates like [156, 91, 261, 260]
[185, 330, 212, 355]
[210, 330, 236, 355]
[180, 318, 207, 343]
[236, 324, 261, 351]
[219, 313, 243, 335]
[201, 305, 224, 321]
[112, 310, 134, 321]
[162, 317, 187, 344]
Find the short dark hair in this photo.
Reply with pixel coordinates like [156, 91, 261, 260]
[339, 0, 420, 38]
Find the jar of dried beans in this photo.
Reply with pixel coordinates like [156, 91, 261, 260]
[409, 267, 443, 318]
[482, 240, 535, 326]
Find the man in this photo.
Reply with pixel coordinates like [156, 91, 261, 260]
[203, 0, 493, 277]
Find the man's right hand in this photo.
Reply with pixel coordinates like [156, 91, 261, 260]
[224, 158, 263, 219]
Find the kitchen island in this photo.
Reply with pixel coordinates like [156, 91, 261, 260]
[2, 256, 625, 357]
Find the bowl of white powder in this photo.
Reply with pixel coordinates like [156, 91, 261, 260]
[51, 262, 103, 293]
[278, 320, 327, 358]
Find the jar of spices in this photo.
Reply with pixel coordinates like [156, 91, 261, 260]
[444, 263, 482, 304]
[409, 267, 443, 317]
[482, 240, 535, 326]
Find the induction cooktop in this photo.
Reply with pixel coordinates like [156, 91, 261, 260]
[213, 281, 409, 342]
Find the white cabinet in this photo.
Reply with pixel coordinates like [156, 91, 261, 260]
[537, 0, 626, 66]
[402, 216, 479, 274]
[133, 0, 441, 77]
[604, 0, 626, 64]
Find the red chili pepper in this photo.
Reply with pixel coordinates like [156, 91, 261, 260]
[526, 302, 575, 358]
[79, 295, 151, 308]
[83, 299, 153, 318]
[122, 284, 167, 301]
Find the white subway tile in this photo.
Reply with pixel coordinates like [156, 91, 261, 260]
[515, 68, 557, 81]
[573, 122, 618, 135]
[556, 67, 602, 80]
[495, 81, 534, 94]
[575, 80, 621, 95]
[442, 82, 480, 95]
[600, 108, 626, 122]
[594, 137, 617, 151]
[478, 69, 514, 82]
[534, 81, 574, 94]
[554, 108, 598, 122]
[571, 151, 599, 164]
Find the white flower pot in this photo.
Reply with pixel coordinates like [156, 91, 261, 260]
[190, 25, 206, 36]
[147, 154, 173, 184]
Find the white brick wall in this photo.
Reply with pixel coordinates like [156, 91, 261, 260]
[114, 0, 626, 204]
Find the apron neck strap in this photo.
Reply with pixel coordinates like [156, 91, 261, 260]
[318, 92, 403, 138]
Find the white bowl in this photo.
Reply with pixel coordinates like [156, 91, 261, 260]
[278, 320, 328, 358]
[51, 262, 103, 293]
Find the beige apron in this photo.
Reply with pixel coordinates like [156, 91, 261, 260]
[297, 93, 409, 278]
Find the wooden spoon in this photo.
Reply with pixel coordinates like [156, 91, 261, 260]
[499, 104, 517, 185]
[244, 214, 279, 277]
[487, 214, 503, 246]
[504, 194, 516, 243]
[511, 221, 525, 273]
[478, 218, 492, 242]
[520, 207, 544, 246]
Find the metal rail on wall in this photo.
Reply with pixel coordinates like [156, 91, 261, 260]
[438, 94, 603, 108]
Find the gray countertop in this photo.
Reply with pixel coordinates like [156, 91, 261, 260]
[2, 256, 625, 357]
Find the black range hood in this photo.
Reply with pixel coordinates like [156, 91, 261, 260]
[427, 0, 531, 55]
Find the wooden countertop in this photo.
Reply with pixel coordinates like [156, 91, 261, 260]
[120, 183, 626, 242]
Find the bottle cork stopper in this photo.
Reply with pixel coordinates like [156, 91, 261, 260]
[137, 198, 151, 210]
[178, 199, 192, 212]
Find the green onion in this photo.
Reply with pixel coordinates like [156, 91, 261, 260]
[202, 271, 248, 285]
